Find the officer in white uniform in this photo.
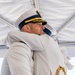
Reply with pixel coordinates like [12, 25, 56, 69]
[1, 8, 67, 75]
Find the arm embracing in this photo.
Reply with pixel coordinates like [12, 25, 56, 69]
[6, 30, 46, 51]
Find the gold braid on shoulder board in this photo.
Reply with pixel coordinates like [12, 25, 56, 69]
[55, 66, 66, 75]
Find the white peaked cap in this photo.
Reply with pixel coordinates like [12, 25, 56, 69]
[15, 8, 57, 36]
[15, 8, 47, 30]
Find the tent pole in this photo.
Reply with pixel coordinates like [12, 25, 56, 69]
[0, 17, 17, 30]
[53, 14, 75, 39]
[31, 0, 40, 11]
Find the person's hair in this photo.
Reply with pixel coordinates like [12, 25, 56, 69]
[21, 23, 32, 31]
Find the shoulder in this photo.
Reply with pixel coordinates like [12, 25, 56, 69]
[8, 30, 27, 36]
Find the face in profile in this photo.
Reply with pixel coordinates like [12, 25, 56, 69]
[30, 23, 45, 35]
[22, 23, 45, 35]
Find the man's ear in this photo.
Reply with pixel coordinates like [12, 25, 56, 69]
[22, 25, 31, 32]
[26, 25, 31, 31]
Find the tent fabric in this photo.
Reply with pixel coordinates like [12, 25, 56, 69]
[0, 0, 75, 45]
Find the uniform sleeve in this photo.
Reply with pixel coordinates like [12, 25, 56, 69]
[6, 31, 46, 51]
[60, 47, 73, 70]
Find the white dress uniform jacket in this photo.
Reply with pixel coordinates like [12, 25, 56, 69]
[5, 30, 67, 75]
[1, 42, 33, 75]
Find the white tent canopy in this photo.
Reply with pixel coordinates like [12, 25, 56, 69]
[0, 0, 75, 57]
